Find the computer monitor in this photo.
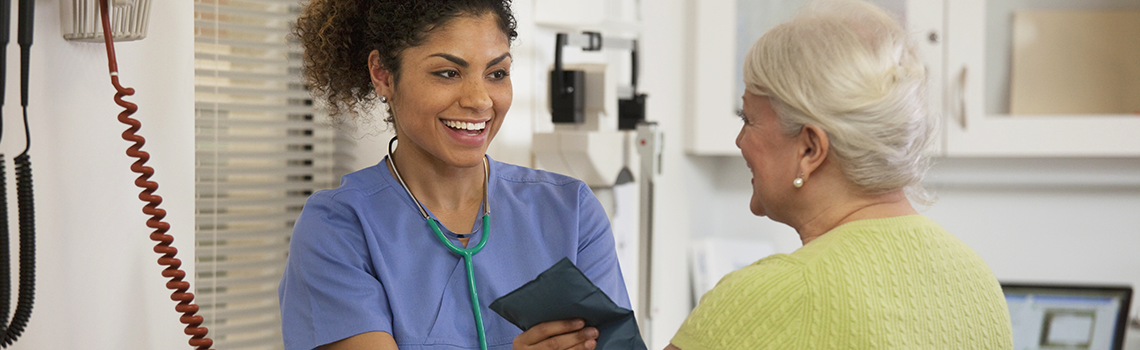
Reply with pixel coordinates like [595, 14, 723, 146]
[1001, 283, 1133, 350]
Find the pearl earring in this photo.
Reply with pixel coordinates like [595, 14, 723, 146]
[793, 174, 805, 188]
[380, 96, 388, 103]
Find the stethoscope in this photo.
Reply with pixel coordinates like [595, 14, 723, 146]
[387, 136, 491, 350]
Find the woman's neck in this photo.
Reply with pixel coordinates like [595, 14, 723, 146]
[792, 188, 916, 245]
[389, 145, 486, 215]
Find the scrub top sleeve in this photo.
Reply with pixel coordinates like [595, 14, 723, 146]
[572, 183, 632, 308]
[279, 193, 392, 350]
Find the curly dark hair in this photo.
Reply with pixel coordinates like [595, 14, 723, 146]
[293, 0, 518, 119]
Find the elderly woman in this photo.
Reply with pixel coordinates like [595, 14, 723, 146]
[667, 1, 1013, 349]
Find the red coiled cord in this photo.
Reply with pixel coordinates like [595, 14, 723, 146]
[98, 0, 213, 349]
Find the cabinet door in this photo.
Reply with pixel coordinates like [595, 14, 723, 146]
[688, 0, 946, 155]
[688, 0, 740, 155]
[943, 0, 1140, 157]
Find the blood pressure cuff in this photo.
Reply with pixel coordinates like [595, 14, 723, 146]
[489, 258, 647, 350]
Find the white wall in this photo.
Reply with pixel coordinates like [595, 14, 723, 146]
[1, 1, 194, 349]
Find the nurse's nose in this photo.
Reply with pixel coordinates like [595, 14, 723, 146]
[460, 79, 493, 113]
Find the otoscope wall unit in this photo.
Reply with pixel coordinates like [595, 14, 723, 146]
[60, 0, 150, 42]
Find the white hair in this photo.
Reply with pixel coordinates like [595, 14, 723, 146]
[743, 0, 936, 202]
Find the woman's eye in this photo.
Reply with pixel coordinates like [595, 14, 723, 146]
[435, 70, 460, 79]
[736, 109, 748, 124]
[489, 70, 509, 80]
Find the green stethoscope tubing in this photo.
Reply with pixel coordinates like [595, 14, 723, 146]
[427, 216, 490, 350]
[388, 137, 491, 350]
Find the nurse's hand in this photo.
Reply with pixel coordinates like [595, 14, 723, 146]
[512, 318, 598, 350]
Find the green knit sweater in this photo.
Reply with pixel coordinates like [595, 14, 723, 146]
[671, 215, 1013, 349]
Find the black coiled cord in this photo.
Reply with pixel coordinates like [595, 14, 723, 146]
[0, 0, 36, 343]
[0, 153, 35, 349]
[0, 94, 36, 350]
[2, 152, 33, 347]
[0, 105, 35, 350]
[0, 0, 9, 334]
[0, 158, 8, 336]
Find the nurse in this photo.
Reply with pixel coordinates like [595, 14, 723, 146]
[278, 1, 630, 350]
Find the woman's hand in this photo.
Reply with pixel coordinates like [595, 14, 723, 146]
[512, 319, 599, 350]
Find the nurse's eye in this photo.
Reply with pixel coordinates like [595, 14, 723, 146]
[434, 70, 460, 79]
[488, 69, 510, 80]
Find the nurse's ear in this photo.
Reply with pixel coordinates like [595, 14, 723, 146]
[369, 50, 395, 100]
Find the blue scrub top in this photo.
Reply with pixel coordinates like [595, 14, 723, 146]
[279, 156, 631, 350]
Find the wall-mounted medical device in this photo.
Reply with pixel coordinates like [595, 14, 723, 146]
[59, 0, 151, 42]
[537, 31, 647, 188]
[617, 40, 646, 130]
[80, 0, 213, 347]
[550, 32, 590, 124]
[536, 20, 660, 344]
[549, 31, 646, 130]
[0, 0, 38, 346]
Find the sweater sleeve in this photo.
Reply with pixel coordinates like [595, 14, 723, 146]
[670, 255, 810, 350]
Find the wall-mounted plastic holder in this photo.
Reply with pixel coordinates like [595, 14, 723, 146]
[59, 0, 151, 42]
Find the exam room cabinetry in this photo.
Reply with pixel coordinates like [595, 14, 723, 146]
[687, 0, 1140, 157]
[943, 0, 1140, 157]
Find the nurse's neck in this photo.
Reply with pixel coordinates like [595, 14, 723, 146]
[388, 148, 487, 236]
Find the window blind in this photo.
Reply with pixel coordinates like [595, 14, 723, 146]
[194, 0, 335, 349]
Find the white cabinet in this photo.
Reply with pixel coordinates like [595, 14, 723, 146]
[687, 0, 741, 155]
[943, 0, 1140, 157]
[689, 0, 1140, 157]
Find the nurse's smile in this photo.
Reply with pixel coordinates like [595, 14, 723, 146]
[441, 118, 491, 147]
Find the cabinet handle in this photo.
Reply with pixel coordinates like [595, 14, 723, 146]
[955, 66, 968, 129]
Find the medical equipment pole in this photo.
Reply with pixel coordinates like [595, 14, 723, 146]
[635, 122, 661, 343]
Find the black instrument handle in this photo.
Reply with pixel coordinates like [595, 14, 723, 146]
[553, 33, 567, 95]
[630, 39, 639, 92]
[17, 0, 32, 108]
[0, 0, 11, 108]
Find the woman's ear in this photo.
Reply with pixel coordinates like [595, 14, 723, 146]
[798, 124, 829, 179]
[368, 50, 394, 98]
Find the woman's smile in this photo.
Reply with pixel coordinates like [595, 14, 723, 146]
[441, 118, 491, 146]
[442, 119, 488, 133]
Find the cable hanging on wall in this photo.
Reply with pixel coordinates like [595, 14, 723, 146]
[94, 0, 213, 348]
[0, 0, 38, 346]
